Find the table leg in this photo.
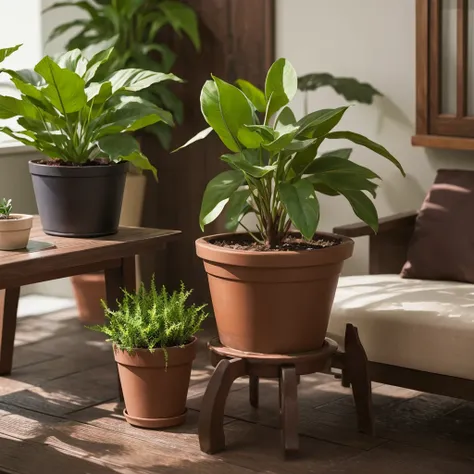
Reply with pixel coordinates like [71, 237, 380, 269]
[0, 288, 20, 375]
[199, 358, 246, 454]
[105, 257, 136, 402]
[249, 375, 259, 408]
[344, 323, 374, 436]
[279, 366, 299, 456]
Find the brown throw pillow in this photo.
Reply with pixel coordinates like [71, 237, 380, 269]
[401, 169, 474, 283]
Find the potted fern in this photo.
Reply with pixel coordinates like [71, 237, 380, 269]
[177, 58, 405, 355]
[0, 199, 33, 251]
[90, 280, 208, 429]
[0, 45, 181, 237]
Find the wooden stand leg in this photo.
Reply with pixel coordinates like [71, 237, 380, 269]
[279, 366, 299, 456]
[344, 324, 374, 435]
[105, 257, 136, 402]
[199, 358, 246, 454]
[0, 288, 20, 375]
[249, 375, 259, 408]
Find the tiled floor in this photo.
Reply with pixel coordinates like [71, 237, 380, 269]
[0, 309, 473, 473]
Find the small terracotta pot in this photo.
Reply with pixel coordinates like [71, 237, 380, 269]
[71, 273, 107, 325]
[196, 232, 354, 354]
[0, 214, 33, 250]
[114, 337, 197, 429]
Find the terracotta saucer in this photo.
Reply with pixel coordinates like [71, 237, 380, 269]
[123, 408, 187, 429]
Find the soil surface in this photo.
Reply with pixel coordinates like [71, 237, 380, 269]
[0, 216, 18, 220]
[37, 158, 113, 167]
[209, 234, 341, 252]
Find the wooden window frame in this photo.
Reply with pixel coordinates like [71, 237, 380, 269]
[412, 0, 474, 150]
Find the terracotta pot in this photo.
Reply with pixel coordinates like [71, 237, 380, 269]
[71, 273, 107, 325]
[114, 337, 197, 429]
[0, 214, 33, 250]
[196, 232, 354, 354]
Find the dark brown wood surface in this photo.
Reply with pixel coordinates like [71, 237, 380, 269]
[141, 0, 275, 304]
[412, 133, 474, 150]
[0, 217, 180, 288]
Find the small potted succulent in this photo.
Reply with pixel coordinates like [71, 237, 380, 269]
[177, 58, 405, 355]
[0, 199, 33, 251]
[0, 45, 181, 237]
[89, 279, 208, 429]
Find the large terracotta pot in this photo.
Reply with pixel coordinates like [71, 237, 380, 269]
[196, 232, 354, 354]
[114, 337, 197, 429]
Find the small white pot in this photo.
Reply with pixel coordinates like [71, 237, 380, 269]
[0, 214, 33, 250]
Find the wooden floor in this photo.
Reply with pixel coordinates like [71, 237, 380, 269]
[0, 309, 473, 473]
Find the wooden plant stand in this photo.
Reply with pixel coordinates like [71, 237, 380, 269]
[198, 338, 339, 457]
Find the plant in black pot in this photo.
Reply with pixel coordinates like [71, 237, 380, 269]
[0, 46, 181, 237]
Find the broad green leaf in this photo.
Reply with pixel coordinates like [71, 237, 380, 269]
[107, 68, 182, 93]
[46, 20, 88, 43]
[201, 80, 239, 152]
[225, 187, 251, 231]
[0, 126, 35, 147]
[173, 127, 213, 152]
[308, 173, 378, 198]
[213, 76, 254, 148]
[290, 140, 323, 175]
[243, 124, 276, 141]
[57, 49, 88, 77]
[265, 58, 297, 119]
[221, 153, 276, 178]
[139, 44, 176, 72]
[85, 81, 112, 103]
[286, 138, 320, 152]
[98, 134, 157, 180]
[341, 190, 379, 232]
[0, 95, 38, 119]
[95, 96, 173, 138]
[237, 127, 264, 149]
[327, 131, 405, 176]
[35, 56, 87, 113]
[0, 44, 21, 63]
[148, 122, 172, 150]
[83, 47, 114, 83]
[199, 170, 244, 230]
[297, 106, 348, 138]
[319, 148, 353, 160]
[279, 179, 320, 240]
[262, 124, 299, 152]
[275, 106, 296, 132]
[235, 79, 266, 113]
[305, 156, 380, 179]
[158, 1, 201, 51]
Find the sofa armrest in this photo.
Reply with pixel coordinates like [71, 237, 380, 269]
[333, 211, 418, 238]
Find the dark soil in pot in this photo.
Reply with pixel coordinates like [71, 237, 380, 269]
[29, 160, 128, 238]
[114, 337, 197, 429]
[196, 232, 354, 354]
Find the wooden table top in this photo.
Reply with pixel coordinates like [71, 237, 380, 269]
[0, 216, 181, 287]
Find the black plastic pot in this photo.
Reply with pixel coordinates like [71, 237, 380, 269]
[29, 160, 128, 237]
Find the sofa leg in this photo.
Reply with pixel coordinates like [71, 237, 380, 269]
[344, 323, 375, 436]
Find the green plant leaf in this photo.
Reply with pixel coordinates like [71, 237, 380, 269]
[98, 134, 157, 180]
[305, 156, 380, 179]
[199, 170, 244, 230]
[56, 49, 88, 77]
[308, 173, 378, 198]
[95, 96, 174, 138]
[83, 47, 114, 83]
[173, 127, 213, 152]
[221, 153, 276, 178]
[0, 126, 35, 147]
[262, 124, 299, 152]
[46, 19, 88, 43]
[35, 56, 87, 114]
[200, 80, 238, 152]
[235, 79, 266, 113]
[213, 76, 254, 149]
[279, 179, 320, 240]
[0, 95, 39, 120]
[243, 124, 276, 141]
[139, 44, 176, 72]
[286, 138, 320, 152]
[340, 190, 379, 232]
[237, 127, 264, 149]
[297, 106, 348, 138]
[265, 58, 297, 119]
[326, 131, 405, 176]
[225, 187, 251, 231]
[0, 44, 21, 63]
[290, 140, 323, 175]
[319, 148, 353, 160]
[275, 106, 296, 132]
[158, 1, 201, 51]
[85, 81, 112, 103]
[148, 122, 172, 150]
[107, 68, 182, 93]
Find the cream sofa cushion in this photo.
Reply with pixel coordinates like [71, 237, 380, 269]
[328, 275, 474, 381]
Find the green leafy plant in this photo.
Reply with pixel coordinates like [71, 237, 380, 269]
[0, 198, 12, 219]
[89, 279, 208, 354]
[177, 58, 405, 248]
[0, 45, 182, 177]
[298, 73, 381, 115]
[44, 0, 200, 149]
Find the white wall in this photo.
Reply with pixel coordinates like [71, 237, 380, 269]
[276, 0, 474, 274]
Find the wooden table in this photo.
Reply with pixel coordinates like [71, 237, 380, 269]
[0, 216, 180, 376]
